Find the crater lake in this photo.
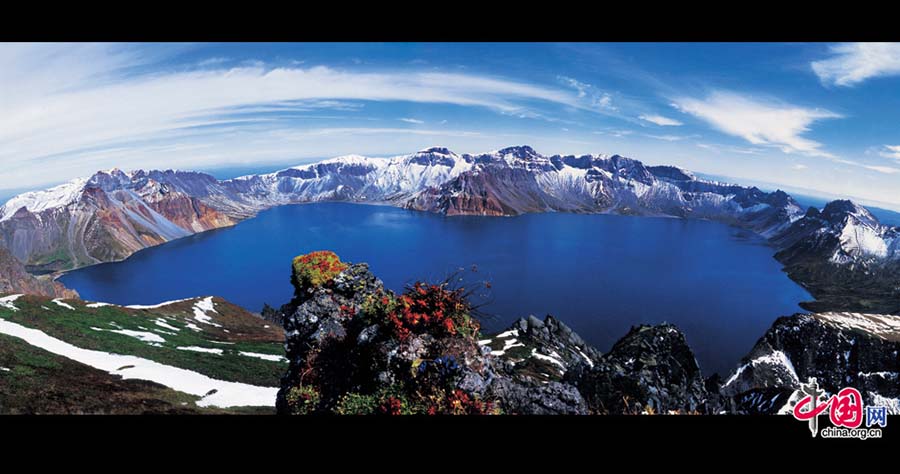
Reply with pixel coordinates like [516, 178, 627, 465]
[60, 202, 812, 375]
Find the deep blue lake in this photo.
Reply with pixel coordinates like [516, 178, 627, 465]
[60, 203, 812, 375]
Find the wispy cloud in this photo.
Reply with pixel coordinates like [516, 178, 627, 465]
[593, 129, 633, 138]
[399, 118, 425, 124]
[671, 91, 840, 158]
[638, 114, 682, 126]
[812, 43, 900, 87]
[863, 165, 900, 174]
[792, 164, 808, 170]
[558, 76, 616, 111]
[645, 134, 687, 142]
[879, 144, 900, 161]
[695, 142, 764, 155]
[0, 44, 604, 189]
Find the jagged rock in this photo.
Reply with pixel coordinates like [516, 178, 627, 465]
[278, 253, 711, 415]
[720, 312, 900, 414]
[569, 324, 709, 414]
[488, 378, 588, 415]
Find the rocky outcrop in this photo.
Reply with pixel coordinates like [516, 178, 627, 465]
[0, 246, 77, 299]
[277, 252, 711, 415]
[567, 324, 709, 414]
[720, 311, 900, 414]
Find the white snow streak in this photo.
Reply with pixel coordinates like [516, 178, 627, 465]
[51, 299, 75, 310]
[239, 351, 288, 362]
[0, 318, 276, 407]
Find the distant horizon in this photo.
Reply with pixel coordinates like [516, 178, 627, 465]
[3, 43, 900, 209]
[3, 143, 900, 215]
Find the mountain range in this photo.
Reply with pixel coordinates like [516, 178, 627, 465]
[1, 145, 897, 313]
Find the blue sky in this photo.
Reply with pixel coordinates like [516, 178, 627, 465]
[2, 42, 900, 209]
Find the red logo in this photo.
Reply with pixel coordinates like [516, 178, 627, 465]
[828, 387, 863, 428]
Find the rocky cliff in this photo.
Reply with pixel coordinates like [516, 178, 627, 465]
[276, 251, 713, 415]
[720, 311, 900, 414]
[0, 246, 77, 299]
[277, 251, 900, 415]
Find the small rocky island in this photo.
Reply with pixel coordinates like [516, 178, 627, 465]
[274, 251, 900, 415]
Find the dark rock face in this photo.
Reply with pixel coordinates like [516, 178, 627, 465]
[277, 263, 387, 413]
[720, 312, 900, 414]
[569, 324, 709, 414]
[480, 315, 601, 415]
[277, 255, 711, 415]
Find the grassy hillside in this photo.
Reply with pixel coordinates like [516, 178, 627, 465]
[0, 293, 286, 413]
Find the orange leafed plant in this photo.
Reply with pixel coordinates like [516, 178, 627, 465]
[292, 251, 349, 288]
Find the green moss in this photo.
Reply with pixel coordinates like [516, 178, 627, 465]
[291, 251, 348, 289]
[285, 385, 320, 415]
[335, 392, 378, 415]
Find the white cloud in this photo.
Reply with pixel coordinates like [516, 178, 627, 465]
[399, 118, 425, 124]
[0, 44, 602, 190]
[645, 134, 685, 141]
[695, 142, 763, 155]
[791, 164, 808, 170]
[863, 165, 900, 174]
[672, 91, 840, 157]
[558, 76, 616, 111]
[639, 114, 683, 126]
[812, 43, 900, 87]
[879, 144, 900, 160]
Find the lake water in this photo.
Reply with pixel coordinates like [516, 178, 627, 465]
[60, 203, 812, 375]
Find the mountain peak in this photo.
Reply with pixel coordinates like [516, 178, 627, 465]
[496, 145, 540, 160]
[0, 177, 88, 222]
[822, 199, 878, 225]
[417, 146, 455, 156]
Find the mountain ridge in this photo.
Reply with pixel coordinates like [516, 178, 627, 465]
[1, 145, 897, 313]
[0, 145, 810, 268]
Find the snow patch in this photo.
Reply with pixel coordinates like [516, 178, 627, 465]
[531, 348, 566, 369]
[51, 299, 75, 311]
[815, 312, 900, 341]
[0, 294, 23, 312]
[239, 351, 288, 362]
[153, 318, 180, 332]
[177, 346, 223, 355]
[126, 298, 191, 309]
[724, 350, 799, 388]
[0, 177, 87, 221]
[0, 318, 276, 407]
[91, 327, 166, 344]
[86, 302, 112, 308]
[576, 347, 595, 368]
[192, 297, 222, 327]
[488, 337, 525, 357]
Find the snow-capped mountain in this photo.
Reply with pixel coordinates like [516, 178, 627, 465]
[773, 200, 900, 265]
[720, 311, 900, 414]
[0, 145, 891, 277]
